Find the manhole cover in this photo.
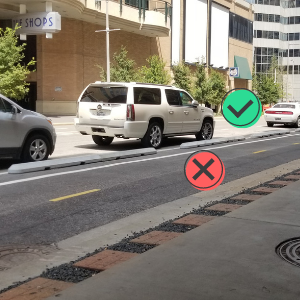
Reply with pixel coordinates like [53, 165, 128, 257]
[276, 237, 300, 267]
[0, 245, 56, 271]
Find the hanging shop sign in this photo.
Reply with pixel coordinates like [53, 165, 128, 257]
[229, 67, 239, 77]
[12, 12, 61, 35]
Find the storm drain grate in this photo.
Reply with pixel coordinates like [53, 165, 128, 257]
[276, 237, 300, 267]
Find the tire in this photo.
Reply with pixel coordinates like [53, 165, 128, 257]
[92, 135, 114, 146]
[141, 122, 163, 149]
[22, 134, 50, 162]
[294, 117, 300, 128]
[267, 122, 274, 127]
[196, 119, 214, 141]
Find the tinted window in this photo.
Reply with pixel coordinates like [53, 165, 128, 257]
[273, 104, 296, 108]
[165, 89, 181, 106]
[229, 12, 253, 44]
[0, 99, 13, 113]
[181, 92, 193, 106]
[134, 87, 161, 105]
[0, 98, 6, 112]
[80, 87, 128, 103]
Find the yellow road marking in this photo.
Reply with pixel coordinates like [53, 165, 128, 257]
[50, 189, 100, 202]
[253, 150, 266, 154]
[294, 143, 300, 145]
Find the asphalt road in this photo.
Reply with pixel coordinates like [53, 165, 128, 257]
[0, 133, 299, 247]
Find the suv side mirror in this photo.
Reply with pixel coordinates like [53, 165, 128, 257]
[11, 105, 18, 115]
[192, 100, 199, 107]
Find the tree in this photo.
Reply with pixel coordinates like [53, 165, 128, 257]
[98, 45, 139, 82]
[207, 69, 226, 107]
[0, 27, 35, 100]
[139, 55, 171, 85]
[192, 59, 210, 103]
[171, 62, 192, 93]
[253, 56, 283, 105]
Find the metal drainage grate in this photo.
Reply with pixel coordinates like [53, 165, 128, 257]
[276, 237, 300, 267]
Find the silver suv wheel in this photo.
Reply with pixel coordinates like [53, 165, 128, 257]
[149, 125, 162, 148]
[29, 139, 48, 161]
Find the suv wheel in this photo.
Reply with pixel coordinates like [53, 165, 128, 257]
[141, 122, 163, 148]
[196, 119, 213, 140]
[22, 135, 50, 162]
[92, 135, 114, 146]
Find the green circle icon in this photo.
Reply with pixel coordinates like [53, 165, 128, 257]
[221, 89, 262, 128]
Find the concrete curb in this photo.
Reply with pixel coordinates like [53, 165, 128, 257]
[8, 148, 157, 174]
[180, 136, 245, 149]
[250, 130, 291, 139]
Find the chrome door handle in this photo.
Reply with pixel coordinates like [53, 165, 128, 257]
[169, 111, 174, 114]
[184, 111, 189, 114]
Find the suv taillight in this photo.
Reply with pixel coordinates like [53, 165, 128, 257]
[127, 104, 135, 121]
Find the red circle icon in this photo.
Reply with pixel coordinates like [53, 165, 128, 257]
[184, 151, 225, 191]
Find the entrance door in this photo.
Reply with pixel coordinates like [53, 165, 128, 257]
[18, 82, 37, 111]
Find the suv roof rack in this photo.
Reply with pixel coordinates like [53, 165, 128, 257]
[132, 82, 175, 88]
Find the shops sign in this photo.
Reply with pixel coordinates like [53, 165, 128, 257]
[12, 12, 61, 35]
[229, 67, 239, 77]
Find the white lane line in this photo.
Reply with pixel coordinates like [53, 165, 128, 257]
[0, 172, 7, 176]
[0, 134, 297, 187]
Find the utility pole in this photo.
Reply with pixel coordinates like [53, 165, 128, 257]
[95, 0, 120, 82]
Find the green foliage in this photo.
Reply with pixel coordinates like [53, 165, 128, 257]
[0, 27, 35, 100]
[98, 45, 139, 82]
[253, 56, 283, 105]
[171, 62, 192, 93]
[207, 69, 226, 106]
[139, 55, 171, 85]
[192, 59, 210, 103]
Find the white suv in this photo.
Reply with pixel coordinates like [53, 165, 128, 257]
[0, 94, 56, 162]
[74, 82, 215, 148]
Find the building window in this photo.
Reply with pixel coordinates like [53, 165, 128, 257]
[229, 12, 253, 44]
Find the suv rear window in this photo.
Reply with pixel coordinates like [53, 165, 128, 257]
[80, 86, 128, 103]
[134, 87, 161, 105]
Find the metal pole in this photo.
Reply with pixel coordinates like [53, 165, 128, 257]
[292, 59, 294, 101]
[287, 42, 289, 102]
[106, 0, 110, 82]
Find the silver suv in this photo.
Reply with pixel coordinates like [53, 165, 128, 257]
[0, 94, 56, 162]
[75, 82, 215, 148]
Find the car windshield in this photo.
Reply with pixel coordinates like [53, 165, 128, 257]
[80, 86, 128, 104]
[273, 104, 296, 109]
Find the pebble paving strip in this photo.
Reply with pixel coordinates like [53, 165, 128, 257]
[1, 169, 299, 299]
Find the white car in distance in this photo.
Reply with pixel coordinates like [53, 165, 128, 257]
[264, 102, 300, 128]
[74, 82, 215, 148]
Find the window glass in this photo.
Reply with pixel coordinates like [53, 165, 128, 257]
[263, 31, 268, 38]
[262, 56, 268, 63]
[269, 14, 274, 22]
[256, 55, 262, 63]
[2, 99, 13, 113]
[270, 0, 275, 4]
[283, 33, 288, 41]
[258, 0, 263, 3]
[274, 31, 279, 39]
[0, 98, 6, 112]
[289, 49, 294, 57]
[294, 65, 299, 74]
[258, 13, 263, 21]
[180, 92, 193, 106]
[297, 0, 300, 6]
[134, 87, 161, 105]
[268, 48, 274, 55]
[268, 31, 274, 39]
[275, 0, 280, 5]
[262, 47, 268, 55]
[294, 49, 299, 57]
[256, 47, 262, 55]
[274, 48, 279, 55]
[261, 64, 268, 72]
[295, 33, 300, 40]
[289, 33, 294, 41]
[165, 89, 181, 106]
[275, 15, 280, 22]
[295, 16, 300, 24]
[289, 65, 293, 74]
[263, 0, 269, 4]
[290, 17, 295, 24]
[80, 86, 128, 103]
[263, 14, 268, 22]
[256, 64, 261, 72]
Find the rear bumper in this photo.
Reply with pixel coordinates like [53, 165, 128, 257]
[74, 118, 148, 138]
[264, 115, 297, 124]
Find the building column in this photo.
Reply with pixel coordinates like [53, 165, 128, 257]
[229, 76, 234, 90]
[247, 80, 252, 91]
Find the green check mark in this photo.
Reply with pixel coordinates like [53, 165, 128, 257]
[221, 89, 262, 128]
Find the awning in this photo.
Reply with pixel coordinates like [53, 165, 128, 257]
[234, 56, 252, 80]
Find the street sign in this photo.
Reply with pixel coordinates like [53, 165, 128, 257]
[229, 67, 239, 77]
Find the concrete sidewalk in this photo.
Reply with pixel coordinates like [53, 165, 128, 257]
[46, 182, 300, 300]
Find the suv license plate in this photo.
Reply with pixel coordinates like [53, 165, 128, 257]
[275, 118, 281, 120]
[97, 111, 105, 116]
